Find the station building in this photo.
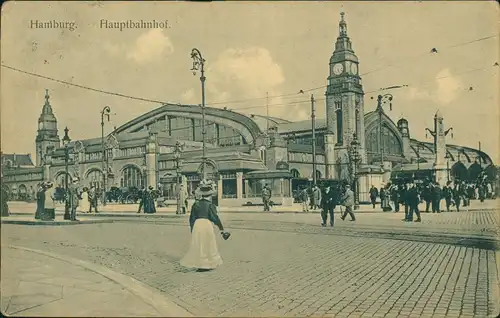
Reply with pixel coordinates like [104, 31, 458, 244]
[2, 13, 496, 206]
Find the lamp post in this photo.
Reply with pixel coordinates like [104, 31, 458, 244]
[311, 94, 317, 186]
[173, 141, 184, 214]
[190, 48, 207, 181]
[62, 127, 71, 220]
[100, 106, 111, 206]
[349, 133, 361, 210]
[372, 94, 393, 164]
[445, 152, 451, 182]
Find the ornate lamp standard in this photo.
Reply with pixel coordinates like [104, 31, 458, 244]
[349, 133, 361, 210]
[173, 141, 184, 214]
[190, 48, 207, 181]
[311, 94, 318, 186]
[100, 106, 111, 205]
[62, 127, 71, 220]
[445, 152, 451, 182]
[372, 94, 393, 164]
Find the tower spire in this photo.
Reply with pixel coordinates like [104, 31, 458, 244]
[339, 11, 347, 36]
[42, 88, 53, 115]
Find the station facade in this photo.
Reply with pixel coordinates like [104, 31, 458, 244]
[2, 13, 496, 206]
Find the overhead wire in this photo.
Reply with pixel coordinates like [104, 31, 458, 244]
[1, 33, 497, 110]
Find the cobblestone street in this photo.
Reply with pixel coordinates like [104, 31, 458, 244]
[2, 208, 499, 317]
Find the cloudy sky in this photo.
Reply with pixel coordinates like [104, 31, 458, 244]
[1, 1, 498, 163]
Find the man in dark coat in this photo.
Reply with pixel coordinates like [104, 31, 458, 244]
[405, 182, 421, 222]
[391, 184, 400, 212]
[431, 182, 442, 213]
[67, 178, 80, 221]
[422, 183, 432, 212]
[1, 184, 10, 217]
[88, 185, 99, 213]
[321, 183, 337, 227]
[137, 186, 146, 213]
[401, 183, 410, 221]
[443, 181, 453, 212]
[369, 185, 378, 209]
[35, 182, 46, 219]
[453, 182, 463, 212]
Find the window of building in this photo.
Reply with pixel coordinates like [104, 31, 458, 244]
[336, 109, 343, 145]
[120, 165, 144, 188]
[87, 169, 104, 190]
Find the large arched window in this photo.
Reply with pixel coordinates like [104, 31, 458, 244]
[451, 162, 468, 181]
[366, 125, 403, 156]
[87, 169, 104, 191]
[468, 163, 483, 182]
[120, 165, 144, 188]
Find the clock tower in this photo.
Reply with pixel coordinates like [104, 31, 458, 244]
[324, 12, 366, 180]
[35, 89, 60, 166]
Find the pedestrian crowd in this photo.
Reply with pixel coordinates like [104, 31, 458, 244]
[368, 176, 495, 222]
[295, 181, 357, 226]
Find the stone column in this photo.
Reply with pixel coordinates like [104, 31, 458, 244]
[382, 161, 392, 184]
[145, 134, 158, 188]
[217, 179, 223, 202]
[43, 164, 51, 182]
[324, 133, 336, 179]
[433, 112, 448, 186]
[279, 178, 284, 197]
[236, 172, 243, 199]
[244, 179, 249, 198]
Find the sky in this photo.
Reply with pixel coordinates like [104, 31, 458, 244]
[1, 1, 499, 163]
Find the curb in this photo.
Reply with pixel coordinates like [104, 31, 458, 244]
[8, 207, 498, 218]
[4, 245, 193, 317]
[1, 219, 115, 226]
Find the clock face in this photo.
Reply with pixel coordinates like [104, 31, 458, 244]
[350, 63, 358, 75]
[333, 63, 344, 75]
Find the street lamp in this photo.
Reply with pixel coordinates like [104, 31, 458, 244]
[101, 106, 111, 206]
[173, 141, 184, 214]
[311, 94, 317, 187]
[62, 127, 71, 220]
[372, 94, 393, 164]
[349, 133, 361, 210]
[445, 152, 451, 182]
[190, 48, 207, 181]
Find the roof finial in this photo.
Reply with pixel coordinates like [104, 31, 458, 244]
[339, 11, 347, 36]
[44, 89, 50, 103]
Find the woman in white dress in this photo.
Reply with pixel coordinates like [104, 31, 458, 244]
[180, 181, 229, 272]
[79, 187, 90, 213]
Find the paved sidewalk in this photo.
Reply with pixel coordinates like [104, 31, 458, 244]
[0, 246, 192, 317]
[6, 199, 499, 217]
[1, 216, 114, 225]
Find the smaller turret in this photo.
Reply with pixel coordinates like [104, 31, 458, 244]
[35, 89, 60, 166]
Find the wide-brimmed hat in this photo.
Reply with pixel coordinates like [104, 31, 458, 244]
[196, 180, 215, 197]
[72, 177, 79, 182]
[45, 181, 54, 188]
